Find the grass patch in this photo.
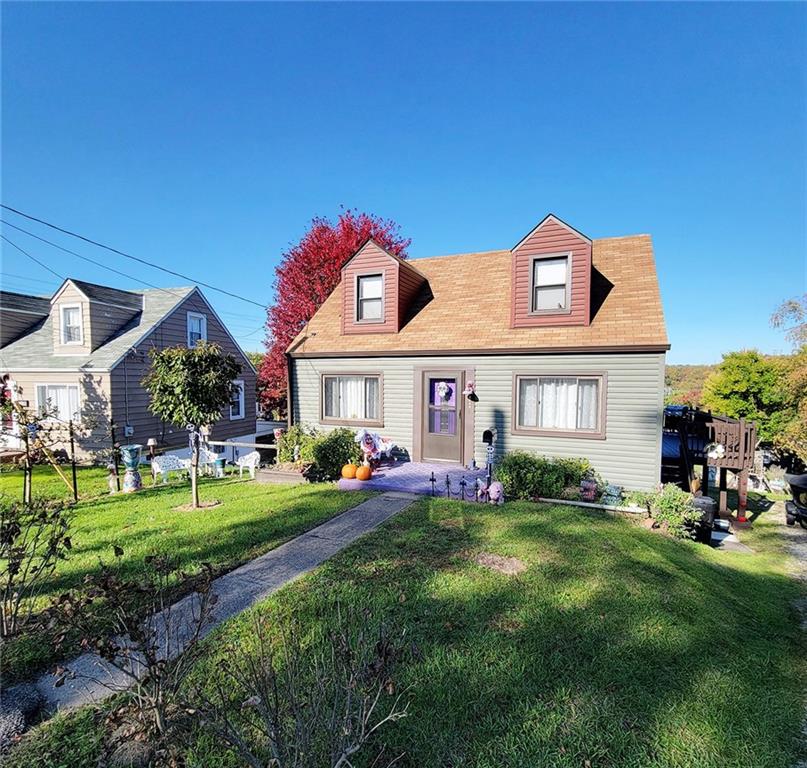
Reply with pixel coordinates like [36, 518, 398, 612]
[8, 497, 806, 767]
[1, 467, 371, 683]
[0, 464, 111, 501]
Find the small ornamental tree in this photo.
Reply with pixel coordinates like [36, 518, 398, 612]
[259, 209, 410, 415]
[143, 342, 241, 508]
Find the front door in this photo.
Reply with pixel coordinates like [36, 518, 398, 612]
[421, 370, 463, 463]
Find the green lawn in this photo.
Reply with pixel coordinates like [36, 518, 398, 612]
[1, 467, 371, 683]
[0, 464, 112, 501]
[9, 496, 805, 767]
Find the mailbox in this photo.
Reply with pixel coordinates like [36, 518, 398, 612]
[482, 428, 497, 446]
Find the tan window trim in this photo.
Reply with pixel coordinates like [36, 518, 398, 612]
[319, 372, 384, 427]
[511, 372, 607, 440]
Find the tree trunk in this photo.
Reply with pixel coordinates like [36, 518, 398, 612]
[191, 430, 200, 509]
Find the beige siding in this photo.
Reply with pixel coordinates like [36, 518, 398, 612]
[342, 242, 400, 335]
[292, 352, 664, 490]
[110, 292, 257, 450]
[6, 370, 113, 461]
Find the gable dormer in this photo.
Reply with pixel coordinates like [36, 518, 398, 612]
[51, 279, 142, 354]
[341, 239, 426, 335]
[510, 214, 592, 328]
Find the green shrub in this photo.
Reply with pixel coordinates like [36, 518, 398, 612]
[276, 424, 317, 464]
[495, 451, 543, 500]
[495, 451, 596, 501]
[649, 484, 702, 539]
[310, 429, 362, 481]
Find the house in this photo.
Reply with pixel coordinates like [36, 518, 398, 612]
[287, 214, 669, 490]
[0, 279, 257, 461]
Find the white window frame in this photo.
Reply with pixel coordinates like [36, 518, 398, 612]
[60, 304, 84, 345]
[229, 379, 245, 421]
[512, 372, 606, 439]
[355, 273, 384, 324]
[186, 311, 207, 347]
[320, 373, 383, 426]
[529, 253, 572, 315]
[35, 383, 81, 423]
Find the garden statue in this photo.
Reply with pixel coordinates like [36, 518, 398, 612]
[476, 478, 505, 505]
[356, 428, 382, 465]
[106, 463, 118, 494]
[119, 444, 143, 493]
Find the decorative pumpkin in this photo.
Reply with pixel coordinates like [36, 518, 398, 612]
[355, 464, 373, 481]
[341, 463, 358, 479]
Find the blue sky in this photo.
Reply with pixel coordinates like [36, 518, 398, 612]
[1, 2, 805, 364]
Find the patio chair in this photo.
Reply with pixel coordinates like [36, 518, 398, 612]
[199, 447, 221, 476]
[236, 450, 261, 479]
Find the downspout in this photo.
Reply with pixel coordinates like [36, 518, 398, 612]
[285, 353, 293, 428]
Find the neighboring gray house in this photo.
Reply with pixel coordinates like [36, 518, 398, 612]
[287, 214, 669, 490]
[0, 279, 257, 461]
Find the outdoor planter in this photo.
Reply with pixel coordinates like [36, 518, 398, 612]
[119, 444, 143, 493]
[255, 462, 309, 485]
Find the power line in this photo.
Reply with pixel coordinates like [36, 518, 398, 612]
[0, 271, 58, 286]
[0, 235, 64, 280]
[1, 203, 267, 309]
[1, 219, 187, 301]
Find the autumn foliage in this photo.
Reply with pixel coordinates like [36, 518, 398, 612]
[259, 210, 410, 414]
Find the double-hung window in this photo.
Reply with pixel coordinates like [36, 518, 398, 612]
[531, 254, 570, 313]
[36, 384, 80, 421]
[322, 374, 381, 424]
[515, 374, 604, 436]
[61, 305, 83, 344]
[187, 312, 207, 347]
[229, 379, 245, 420]
[356, 275, 383, 322]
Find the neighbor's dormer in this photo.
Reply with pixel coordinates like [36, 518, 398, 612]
[341, 239, 427, 335]
[51, 279, 142, 354]
[510, 214, 592, 328]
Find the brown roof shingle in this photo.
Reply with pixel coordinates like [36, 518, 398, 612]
[289, 234, 668, 357]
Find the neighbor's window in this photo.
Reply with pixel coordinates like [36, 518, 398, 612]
[187, 312, 207, 347]
[230, 379, 245, 420]
[61, 305, 83, 344]
[356, 274, 383, 322]
[516, 375, 602, 433]
[531, 255, 570, 313]
[323, 374, 380, 423]
[36, 384, 80, 421]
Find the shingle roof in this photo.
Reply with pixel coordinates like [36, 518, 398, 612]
[0, 286, 196, 371]
[68, 279, 144, 310]
[0, 291, 50, 315]
[290, 235, 668, 356]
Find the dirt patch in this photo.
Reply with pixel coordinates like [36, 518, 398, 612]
[474, 551, 527, 576]
[173, 500, 222, 512]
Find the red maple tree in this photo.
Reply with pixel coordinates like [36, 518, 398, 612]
[259, 209, 410, 415]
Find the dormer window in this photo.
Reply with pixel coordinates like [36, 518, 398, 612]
[531, 254, 571, 314]
[187, 312, 207, 346]
[356, 274, 383, 322]
[61, 305, 83, 344]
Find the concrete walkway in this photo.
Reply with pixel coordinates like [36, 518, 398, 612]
[35, 492, 417, 712]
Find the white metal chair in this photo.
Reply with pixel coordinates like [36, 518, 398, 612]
[236, 450, 261, 479]
[199, 447, 221, 476]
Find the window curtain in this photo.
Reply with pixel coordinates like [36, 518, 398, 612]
[518, 378, 539, 427]
[37, 385, 79, 421]
[577, 379, 599, 430]
[538, 377, 578, 429]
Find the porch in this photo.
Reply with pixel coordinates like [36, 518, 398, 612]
[338, 460, 487, 497]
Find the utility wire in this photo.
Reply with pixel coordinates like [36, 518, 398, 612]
[1, 234, 64, 280]
[1, 219, 187, 301]
[1, 203, 267, 309]
[1, 218, 267, 322]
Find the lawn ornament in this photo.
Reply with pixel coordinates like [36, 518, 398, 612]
[119, 444, 143, 493]
[355, 428, 383, 465]
[355, 464, 373, 481]
[341, 463, 358, 479]
[107, 463, 118, 494]
[488, 481, 504, 505]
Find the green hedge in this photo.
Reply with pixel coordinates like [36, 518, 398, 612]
[276, 425, 361, 481]
[496, 451, 597, 501]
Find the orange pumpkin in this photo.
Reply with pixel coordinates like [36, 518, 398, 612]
[341, 463, 358, 479]
[355, 464, 373, 481]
